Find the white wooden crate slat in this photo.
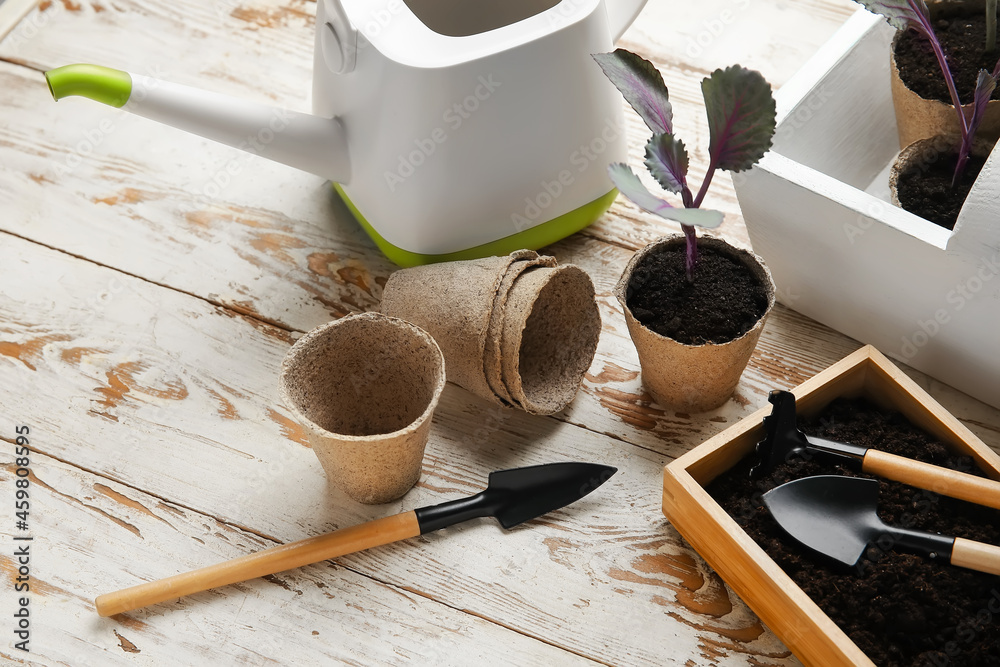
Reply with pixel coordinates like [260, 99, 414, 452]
[736, 9, 1000, 409]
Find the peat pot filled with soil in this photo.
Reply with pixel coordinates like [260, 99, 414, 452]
[615, 235, 774, 412]
[891, 0, 1000, 147]
[890, 133, 995, 229]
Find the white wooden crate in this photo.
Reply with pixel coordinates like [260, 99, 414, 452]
[735, 9, 1000, 409]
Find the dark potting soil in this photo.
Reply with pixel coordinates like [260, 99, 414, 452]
[895, 13, 1000, 105]
[895, 150, 986, 229]
[708, 397, 1000, 667]
[625, 242, 769, 345]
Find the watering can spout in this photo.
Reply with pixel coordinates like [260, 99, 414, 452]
[44, 64, 351, 183]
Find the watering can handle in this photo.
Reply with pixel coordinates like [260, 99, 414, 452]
[606, 0, 648, 42]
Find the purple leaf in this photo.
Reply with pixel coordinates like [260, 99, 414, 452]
[593, 50, 673, 134]
[607, 163, 723, 228]
[956, 69, 997, 183]
[852, 0, 932, 34]
[701, 66, 777, 173]
[644, 133, 689, 196]
[968, 69, 996, 141]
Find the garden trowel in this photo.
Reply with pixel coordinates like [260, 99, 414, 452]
[763, 475, 1000, 575]
[751, 390, 1000, 509]
[95, 462, 616, 617]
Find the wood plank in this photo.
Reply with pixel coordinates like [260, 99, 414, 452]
[1, 0, 998, 663]
[0, 232, 799, 665]
[0, 0, 858, 259]
[0, 447, 595, 666]
[0, 0, 995, 523]
[0, 0, 37, 42]
[0, 4, 996, 466]
[0, 57, 906, 463]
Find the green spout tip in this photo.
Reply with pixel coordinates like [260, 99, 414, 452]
[44, 64, 132, 108]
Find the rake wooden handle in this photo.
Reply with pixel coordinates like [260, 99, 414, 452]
[862, 450, 1000, 509]
[95, 511, 420, 617]
[951, 537, 1000, 576]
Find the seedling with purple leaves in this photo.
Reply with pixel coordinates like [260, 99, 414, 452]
[592, 49, 776, 280]
[855, 0, 999, 184]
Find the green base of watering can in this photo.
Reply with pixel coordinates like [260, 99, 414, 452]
[334, 184, 618, 267]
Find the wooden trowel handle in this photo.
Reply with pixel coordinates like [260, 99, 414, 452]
[951, 538, 1000, 576]
[862, 450, 1000, 509]
[95, 511, 420, 617]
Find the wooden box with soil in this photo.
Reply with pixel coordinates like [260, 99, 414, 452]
[662, 345, 1000, 666]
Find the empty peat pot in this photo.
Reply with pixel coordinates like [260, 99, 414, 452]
[616, 235, 775, 412]
[498, 264, 600, 414]
[278, 312, 446, 504]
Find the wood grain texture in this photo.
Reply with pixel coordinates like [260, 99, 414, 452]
[0, 0, 997, 664]
[0, 0, 36, 41]
[663, 347, 1000, 666]
[862, 448, 1000, 506]
[95, 510, 422, 617]
[0, 232, 796, 665]
[0, 55, 875, 462]
[0, 447, 592, 666]
[951, 537, 1000, 576]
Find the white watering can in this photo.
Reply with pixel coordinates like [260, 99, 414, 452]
[45, 0, 647, 266]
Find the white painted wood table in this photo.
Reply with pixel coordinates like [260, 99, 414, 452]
[1, 0, 999, 664]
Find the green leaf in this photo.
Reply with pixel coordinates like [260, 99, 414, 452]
[852, 0, 931, 33]
[644, 133, 689, 195]
[702, 66, 777, 173]
[607, 163, 723, 228]
[593, 49, 673, 134]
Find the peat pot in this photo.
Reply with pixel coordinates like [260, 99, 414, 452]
[615, 235, 775, 413]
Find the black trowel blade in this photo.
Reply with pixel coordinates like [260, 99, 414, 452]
[763, 475, 881, 568]
[489, 462, 617, 529]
